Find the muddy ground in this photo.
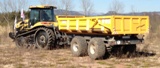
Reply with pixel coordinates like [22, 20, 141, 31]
[0, 43, 159, 68]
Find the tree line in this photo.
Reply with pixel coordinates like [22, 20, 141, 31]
[0, 0, 96, 24]
[0, 0, 143, 25]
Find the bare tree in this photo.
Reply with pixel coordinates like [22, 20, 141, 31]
[0, 0, 28, 12]
[17, 0, 28, 12]
[0, 0, 28, 23]
[0, 0, 10, 23]
[59, 0, 73, 15]
[81, 0, 94, 16]
[109, 0, 124, 15]
[0, 0, 12, 13]
[39, 0, 57, 6]
[131, 5, 138, 15]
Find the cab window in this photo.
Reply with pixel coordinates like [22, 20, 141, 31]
[30, 9, 40, 25]
[40, 9, 54, 21]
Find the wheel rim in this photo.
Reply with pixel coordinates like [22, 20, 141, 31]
[73, 43, 79, 52]
[90, 44, 96, 54]
[39, 35, 46, 44]
[36, 32, 47, 48]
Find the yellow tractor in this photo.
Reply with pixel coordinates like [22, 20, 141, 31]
[9, 5, 149, 60]
[9, 5, 68, 49]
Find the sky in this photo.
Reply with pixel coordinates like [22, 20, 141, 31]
[24, 0, 160, 13]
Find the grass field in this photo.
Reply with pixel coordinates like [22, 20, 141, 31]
[0, 25, 160, 68]
[0, 44, 159, 68]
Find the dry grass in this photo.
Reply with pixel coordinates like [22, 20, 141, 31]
[0, 45, 159, 68]
[0, 24, 160, 68]
[0, 25, 13, 45]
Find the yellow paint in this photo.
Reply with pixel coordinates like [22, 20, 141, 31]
[30, 22, 54, 28]
[29, 5, 57, 9]
[15, 19, 55, 31]
[56, 15, 149, 35]
[16, 19, 29, 31]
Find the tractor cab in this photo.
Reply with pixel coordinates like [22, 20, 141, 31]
[14, 5, 57, 32]
[29, 5, 57, 27]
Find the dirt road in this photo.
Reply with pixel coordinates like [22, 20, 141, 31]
[0, 44, 159, 68]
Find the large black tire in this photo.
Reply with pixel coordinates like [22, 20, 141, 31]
[35, 28, 55, 50]
[88, 38, 106, 60]
[71, 36, 88, 56]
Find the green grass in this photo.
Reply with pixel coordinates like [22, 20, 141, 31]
[16, 63, 25, 68]
[57, 58, 68, 61]
[57, 61, 69, 64]
[97, 61, 107, 65]
[66, 65, 77, 68]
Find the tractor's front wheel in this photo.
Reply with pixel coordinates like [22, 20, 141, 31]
[35, 28, 55, 50]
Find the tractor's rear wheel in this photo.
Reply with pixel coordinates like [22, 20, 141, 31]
[35, 28, 55, 50]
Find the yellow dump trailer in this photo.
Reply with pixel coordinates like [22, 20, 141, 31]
[56, 15, 149, 35]
[56, 15, 149, 60]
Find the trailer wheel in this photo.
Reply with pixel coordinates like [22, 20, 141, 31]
[35, 28, 55, 50]
[88, 38, 106, 60]
[71, 36, 87, 56]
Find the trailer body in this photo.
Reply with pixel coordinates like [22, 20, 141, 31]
[56, 15, 149, 35]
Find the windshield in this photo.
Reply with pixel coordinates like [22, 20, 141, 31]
[30, 8, 55, 25]
[30, 9, 40, 25]
[40, 9, 54, 21]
